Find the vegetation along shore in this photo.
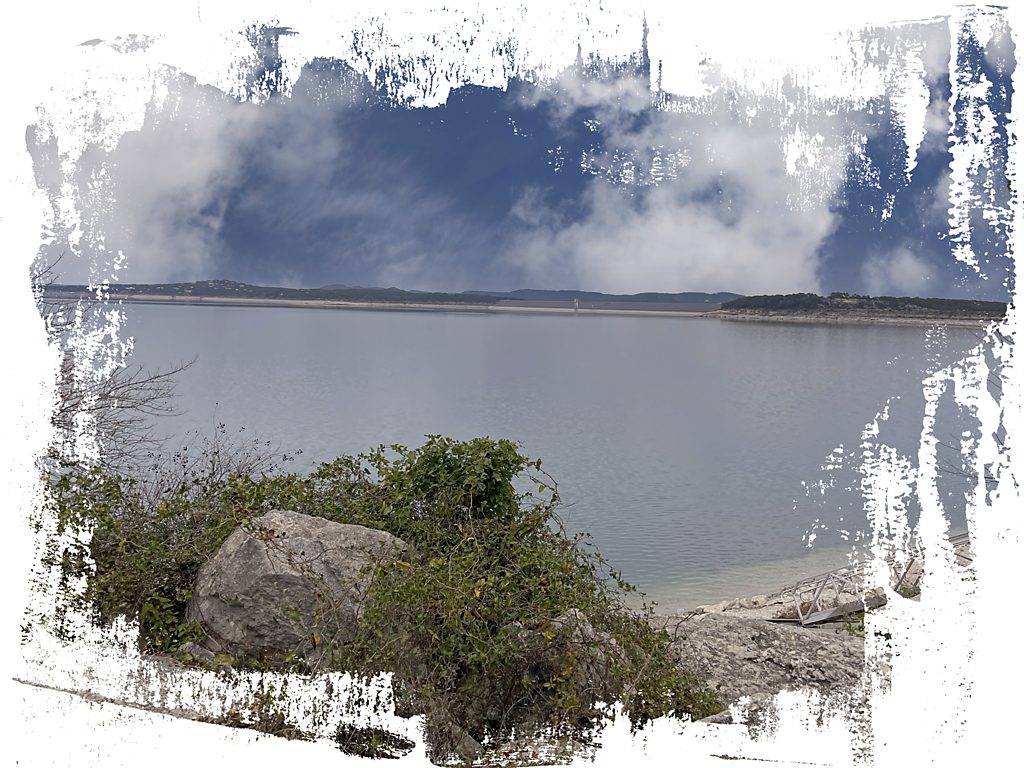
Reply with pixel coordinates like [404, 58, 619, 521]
[38, 427, 945, 764]
[716, 292, 1007, 327]
[42, 436, 724, 763]
[45, 281, 1008, 326]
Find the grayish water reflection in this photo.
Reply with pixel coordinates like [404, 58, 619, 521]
[123, 303, 985, 611]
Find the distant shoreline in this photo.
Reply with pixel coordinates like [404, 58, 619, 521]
[46, 291, 1005, 327]
[713, 309, 1001, 329]
[47, 292, 722, 319]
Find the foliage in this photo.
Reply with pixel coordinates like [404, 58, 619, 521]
[43, 279, 507, 306]
[722, 293, 826, 311]
[45, 435, 721, 762]
[838, 610, 865, 638]
[723, 292, 1007, 316]
[34, 254, 194, 472]
[43, 423, 301, 651]
[212, 686, 312, 742]
[334, 724, 417, 759]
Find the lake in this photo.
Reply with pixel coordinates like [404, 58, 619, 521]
[121, 302, 985, 612]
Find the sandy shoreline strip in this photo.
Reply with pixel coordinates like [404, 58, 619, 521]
[51, 292, 1003, 326]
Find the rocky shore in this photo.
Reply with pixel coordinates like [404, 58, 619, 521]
[175, 511, 973, 730]
[714, 308, 1002, 328]
[652, 536, 975, 724]
[35, 495, 974, 763]
[649, 583, 869, 727]
[658, 612, 865, 724]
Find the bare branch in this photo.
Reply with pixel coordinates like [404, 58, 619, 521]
[36, 254, 194, 474]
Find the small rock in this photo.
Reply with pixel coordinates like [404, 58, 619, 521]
[178, 641, 216, 665]
[738, 595, 770, 609]
[450, 725, 484, 762]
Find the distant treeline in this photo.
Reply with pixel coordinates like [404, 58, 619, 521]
[722, 292, 1007, 316]
[47, 280, 507, 305]
[46, 280, 741, 306]
[473, 288, 742, 304]
[723, 293, 827, 310]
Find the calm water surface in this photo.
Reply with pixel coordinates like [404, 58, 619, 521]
[123, 303, 984, 611]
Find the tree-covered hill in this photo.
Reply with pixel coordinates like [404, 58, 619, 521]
[721, 292, 1007, 318]
[45, 280, 507, 305]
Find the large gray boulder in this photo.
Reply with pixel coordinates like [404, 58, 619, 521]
[186, 509, 406, 665]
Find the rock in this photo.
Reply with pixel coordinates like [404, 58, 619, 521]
[546, 609, 621, 697]
[177, 641, 216, 665]
[450, 725, 484, 762]
[186, 509, 406, 664]
[864, 587, 887, 609]
[701, 601, 727, 614]
[500, 608, 622, 725]
[666, 613, 864, 708]
[741, 594, 768, 608]
[550, 608, 611, 645]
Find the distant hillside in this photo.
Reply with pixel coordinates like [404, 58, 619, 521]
[47, 280, 506, 305]
[721, 292, 1007, 317]
[47, 281, 743, 307]
[468, 289, 742, 303]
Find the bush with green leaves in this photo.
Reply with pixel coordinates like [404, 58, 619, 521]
[45, 434, 721, 761]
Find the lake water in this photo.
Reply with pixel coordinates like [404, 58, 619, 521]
[122, 303, 985, 612]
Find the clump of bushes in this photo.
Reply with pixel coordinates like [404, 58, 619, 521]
[45, 434, 721, 762]
[724, 292, 1007, 316]
[722, 293, 827, 311]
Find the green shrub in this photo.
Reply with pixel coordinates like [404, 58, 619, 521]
[722, 292, 1006, 315]
[334, 724, 417, 759]
[722, 293, 826, 311]
[45, 435, 721, 761]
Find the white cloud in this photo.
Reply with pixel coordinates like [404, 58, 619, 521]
[983, 21, 1015, 74]
[927, 169, 952, 226]
[511, 181, 831, 294]
[917, 18, 952, 86]
[31, 73, 268, 283]
[517, 68, 652, 136]
[31, 72, 489, 289]
[505, 81, 861, 294]
[918, 95, 950, 156]
[863, 247, 935, 296]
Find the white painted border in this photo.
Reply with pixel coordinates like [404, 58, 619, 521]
[4, 2, 1018, 765]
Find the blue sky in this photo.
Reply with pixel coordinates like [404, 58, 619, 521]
[30, 14, 1015, 299]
